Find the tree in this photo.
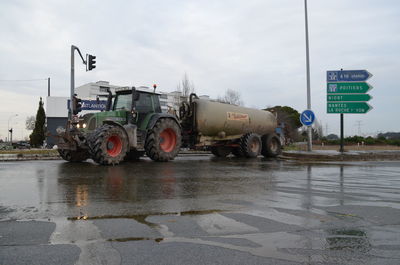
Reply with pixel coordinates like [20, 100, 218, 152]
[25, 116, 35, 131]
[326, 134, 339, 140]
[177, 72, 195, 98]
[29, 97, 46, 147]
[264, 106, 301, 143]
[217, 88, 244, 106]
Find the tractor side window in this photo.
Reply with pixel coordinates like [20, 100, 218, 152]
[114, 94, 132, 110]
[136, 93, 153, 113]
[153, 95, 161, 113]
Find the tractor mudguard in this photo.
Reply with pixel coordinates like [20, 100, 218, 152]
[102, 120, 137, 149]
[146, 113, 181, 130]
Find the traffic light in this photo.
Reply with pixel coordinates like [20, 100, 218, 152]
[8, 128, 12, 134]
[87, 54, 96, 71]
[73, 96, 82, 115]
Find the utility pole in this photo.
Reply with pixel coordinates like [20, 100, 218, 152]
[304, 0, 312, 151]
[48, 77, 50, 97]
[355, 120, 363, 135]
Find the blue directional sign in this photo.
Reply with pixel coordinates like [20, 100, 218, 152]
[327, 70, 372, 82]
[300, 109, 316, 127]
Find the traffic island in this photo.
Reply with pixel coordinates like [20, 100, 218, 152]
[282, 150, 400, 161]
[0, 149, 60, 161]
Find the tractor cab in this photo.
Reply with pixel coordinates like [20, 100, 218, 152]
[113, 87, 162, 128]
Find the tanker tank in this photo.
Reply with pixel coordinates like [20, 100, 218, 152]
[193, 98, 277, 138]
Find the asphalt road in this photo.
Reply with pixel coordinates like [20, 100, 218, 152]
[1, 156, 400, 264]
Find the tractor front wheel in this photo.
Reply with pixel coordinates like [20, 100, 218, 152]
[88, 125, 128, 165]
[145, 119, 181, 162]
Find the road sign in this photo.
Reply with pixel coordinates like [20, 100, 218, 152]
[327, 82, 372, 94]
[300, 109, 316, 126]
[327, 94, 372, 102]
[327, 102, 373, 114]
[67, 100, 107, 111]
[327, 70, 372, 82]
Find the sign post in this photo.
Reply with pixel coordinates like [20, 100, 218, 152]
[326, 69, 373, 152]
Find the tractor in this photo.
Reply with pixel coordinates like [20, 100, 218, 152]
[57, 87, 181, 165]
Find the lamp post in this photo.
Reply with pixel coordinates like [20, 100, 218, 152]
[8, 114, 18, 143]
[304, 0, 312, 151]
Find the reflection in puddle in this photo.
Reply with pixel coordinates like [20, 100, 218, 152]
[108, 237, 164, 243]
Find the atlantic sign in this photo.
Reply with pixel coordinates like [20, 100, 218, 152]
[67, 100, 107, 111]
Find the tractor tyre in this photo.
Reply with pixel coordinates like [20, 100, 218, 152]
[145, 119, 181, 162]
[261, 133, 282, 157]
[211, 146, 232, 157]
[239, 133, 262, 158]
[125, 150, 144, 161]
[88, 124, 128, 165]
[58, 148, 89, 162]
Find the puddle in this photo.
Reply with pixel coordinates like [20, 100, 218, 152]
[108, 237, 164, 243]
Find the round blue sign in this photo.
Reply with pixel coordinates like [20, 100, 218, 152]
[300, 109, 316, 126]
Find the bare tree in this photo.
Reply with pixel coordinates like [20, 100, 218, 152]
[217, 88, 244, 106]
[25, 116, 36, 131]
[178, 72, 195, 98]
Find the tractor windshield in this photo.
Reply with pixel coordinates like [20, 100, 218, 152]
[114, 94, 132, 110]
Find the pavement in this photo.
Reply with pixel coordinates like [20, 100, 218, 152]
[1, 157, 400, 264]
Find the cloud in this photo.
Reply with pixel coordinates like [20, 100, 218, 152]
[0, 0, 399, 140]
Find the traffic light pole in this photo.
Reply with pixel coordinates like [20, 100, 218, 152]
[70, 45, 86, 119]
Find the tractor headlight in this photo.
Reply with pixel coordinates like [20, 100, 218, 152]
[82, 123, 87, 129]
[76, 124, 80, 129]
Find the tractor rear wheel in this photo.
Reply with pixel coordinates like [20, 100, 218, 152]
[145, 119, 181, 162]
[211, 146, 232, 157]
[240, 133, 262, 158]
[261, 133, 282, 157]
[88, 125, 128, 165]
[58, 148, 89, 162]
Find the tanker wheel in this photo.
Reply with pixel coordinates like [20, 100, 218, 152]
[58, 148, 89, 162]
[240, 133, 262, 158]
[88, 124, 128, 165]
[145, 119, 181, 162]
[261, 133, 282, 157]
[211, 146, 232, 157]
[125, 150, 145, 161]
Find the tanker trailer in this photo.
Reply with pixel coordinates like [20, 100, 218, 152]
[179, 94, 282, 158]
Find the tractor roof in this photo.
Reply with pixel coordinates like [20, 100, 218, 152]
[115, 86, 161, 95]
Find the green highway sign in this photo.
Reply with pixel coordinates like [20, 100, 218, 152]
[327, 82, 372, 94]
[327, 94, 372, 102]
[327, 102, 373, 114]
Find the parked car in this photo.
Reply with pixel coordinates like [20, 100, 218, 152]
[13, 141, 31, 149]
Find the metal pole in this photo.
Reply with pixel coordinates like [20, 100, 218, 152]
[70, 45, 75, 118]
[304, 0, 312, 151]
[48, 77, 50, 97]
[7, 114, 18, 143]
[340, 113, 344, 152]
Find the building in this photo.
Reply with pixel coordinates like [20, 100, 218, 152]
[46, 96, 69, 147]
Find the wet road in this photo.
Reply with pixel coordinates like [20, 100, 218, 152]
[1, 156, 400, 264]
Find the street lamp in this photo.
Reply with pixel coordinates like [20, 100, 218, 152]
[8, 114, 18, 143]
[304, 0, 312, 151]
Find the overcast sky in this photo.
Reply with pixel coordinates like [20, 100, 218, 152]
[1, 0, 399, 140]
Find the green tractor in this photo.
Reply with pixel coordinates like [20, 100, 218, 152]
[57, 87, 181, 165]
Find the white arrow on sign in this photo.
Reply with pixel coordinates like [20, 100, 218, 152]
[303, 113, 313, 122]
